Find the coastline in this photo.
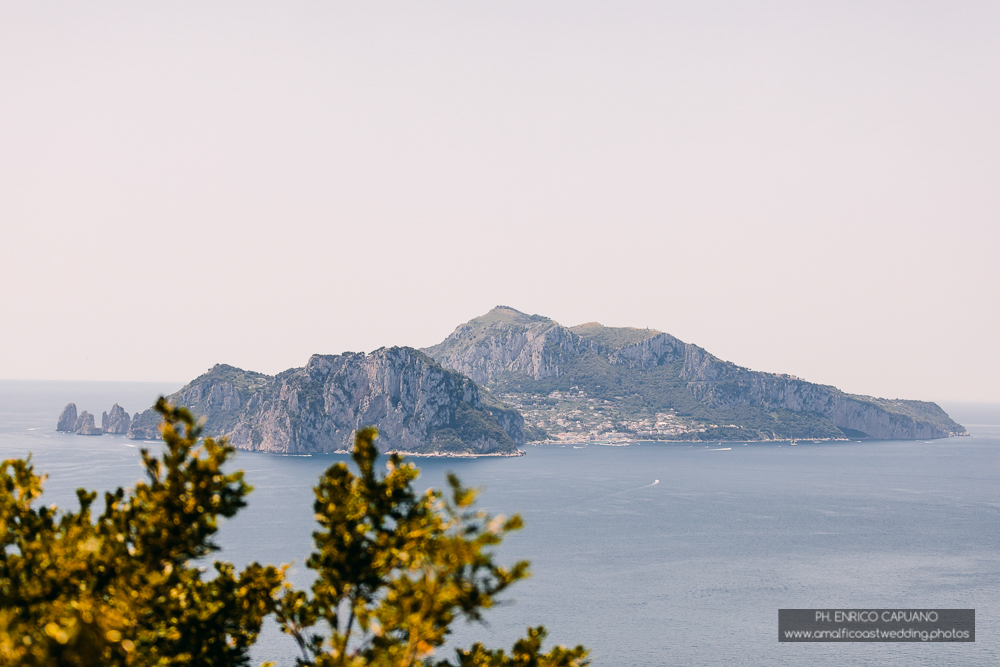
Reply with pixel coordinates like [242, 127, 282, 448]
[526, 432, 969, 446]
[382, 448, 526, 458]
[246, 446, 527, 458]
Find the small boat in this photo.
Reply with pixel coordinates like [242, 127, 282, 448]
[789, 440, 798, 446]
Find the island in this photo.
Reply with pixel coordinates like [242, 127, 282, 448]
[66, 307, 967, 454]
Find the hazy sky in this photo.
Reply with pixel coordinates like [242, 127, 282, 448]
[1, 2, 997, 403]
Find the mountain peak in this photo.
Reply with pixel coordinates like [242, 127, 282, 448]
[569, 322, 662, 350]
[472, 306, 552, 327]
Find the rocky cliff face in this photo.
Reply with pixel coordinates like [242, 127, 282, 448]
[423, 306, 967, 441]
[482, 403, 526, 445]
[100, 404, 131, 434]
[56, 403, 78, 431]
[423, 307, 595, 385]
[127, 347, 524, 455]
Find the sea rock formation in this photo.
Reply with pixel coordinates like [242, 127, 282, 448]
[75, 411, 102, 436]
[127, 347, 524, 455]
[56, 403, 78, 431]
[423, 306, 968, 441]
[101, 404, 131, 434]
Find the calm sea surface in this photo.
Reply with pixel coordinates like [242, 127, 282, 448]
[2, 380, 999, 666]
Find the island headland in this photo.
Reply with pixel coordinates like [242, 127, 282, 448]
[125, 346, 524, 456]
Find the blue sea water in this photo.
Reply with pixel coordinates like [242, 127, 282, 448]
[1, 380, 999, 666]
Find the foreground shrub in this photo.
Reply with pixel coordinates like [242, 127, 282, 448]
[0, 400, 588, 667]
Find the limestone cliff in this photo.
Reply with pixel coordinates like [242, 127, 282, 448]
[423, 308, 591, 385]
[423, 306, 967, 442]
[127, 347, 523, 455]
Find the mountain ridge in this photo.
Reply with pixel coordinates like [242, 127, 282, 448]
[422, 306, 967, 442]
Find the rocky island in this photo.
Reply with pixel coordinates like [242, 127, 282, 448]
[65, 307, 967, 453]
[423, 306, 967, 443]
[126, 347, 524, 456]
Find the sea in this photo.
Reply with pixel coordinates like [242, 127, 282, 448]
[1, 379, 999, 667]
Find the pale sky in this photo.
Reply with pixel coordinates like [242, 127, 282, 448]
[1, 1, 997, 403]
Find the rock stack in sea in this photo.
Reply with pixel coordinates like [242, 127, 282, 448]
[57, 403, 136, 436]
[101, 404, 131, 434]
[75, 411, 103, 436]
[56, 403, 78, 431]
